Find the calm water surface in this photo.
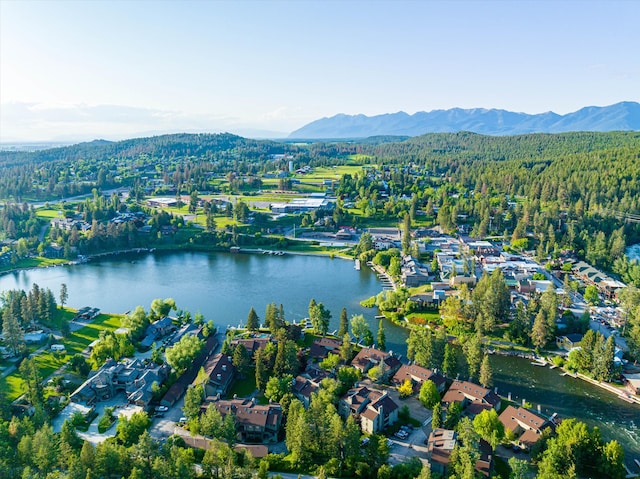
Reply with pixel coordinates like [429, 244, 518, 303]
[0, 251, 409, 354]
[1, 251, 638, 463]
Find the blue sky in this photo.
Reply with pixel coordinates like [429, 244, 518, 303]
[1, 0, 638, 141]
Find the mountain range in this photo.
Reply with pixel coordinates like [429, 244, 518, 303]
[288, 101, 640, 139]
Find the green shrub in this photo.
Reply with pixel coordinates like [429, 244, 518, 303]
[360, 296, 377, 308]
[98, 407, 116, 433]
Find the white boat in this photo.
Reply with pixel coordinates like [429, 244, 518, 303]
[354, 259, 361, 270]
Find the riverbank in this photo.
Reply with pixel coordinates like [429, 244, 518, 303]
[525, 353, 640, 405]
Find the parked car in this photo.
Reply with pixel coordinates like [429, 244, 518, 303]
[155, 405, 169, 412]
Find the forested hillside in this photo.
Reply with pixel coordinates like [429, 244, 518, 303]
[1, 131, 639, 281]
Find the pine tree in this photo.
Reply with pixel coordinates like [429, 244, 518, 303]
[531, 310, 549, 349]
[402, 213, 411, 254]
[442, 343, 457, 378]
[232, 344, 249, 376]
[338, 307, 348, 337]
[377, 319, 386, 351]
[2, 308, 25, 355]
[463, 333, 483, 379]
[602, 335, 617, 382]
[59, 283, 68, 310]
[479, 354, 493, 388]
[246, 307, 259, 331]
[255, 348, 268, 391]
[340, 333, 353, 362]
[431, 403, 442, 430]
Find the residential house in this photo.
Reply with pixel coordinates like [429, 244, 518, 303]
[201, 353, 235, 397]
[230, 336, 275, 358]
[339, 386, 399, 434]
[140, 316, 176, 349]
[556, 334, 584, 352]
[213, 398, 283, 443]
[498, 405, 551, 449]
[293, 366, 331, 407]
[441, 380, 501, 416]
[50, 217, 91, 232]
[161, 334, 219, 407]
[309, 337, 342, 362]
[427, 428, 493, 477]
[401, 255, 431, 287]
[426, 429, 457, 475]
[44, 243, 64, 258]
[392, 364, 446, 394]
[351, 347, 401, 375]
[70, 358, 169, 407]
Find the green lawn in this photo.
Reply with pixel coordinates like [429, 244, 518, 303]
[0, 312, 122, 401]
[35, 208, 64, 219]
[227, 368, 257, 398]
[0, 256, 69, 273]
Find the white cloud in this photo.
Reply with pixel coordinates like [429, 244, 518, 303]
[0, 102, 291, 142]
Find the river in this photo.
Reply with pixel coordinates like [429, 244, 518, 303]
[1, 251, 638, 463]
[491, 354, 640, 463]
[627, 243, 640, 262]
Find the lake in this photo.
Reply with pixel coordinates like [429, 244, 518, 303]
[0, 251, 409, 354]
[1, 250, 638, 464]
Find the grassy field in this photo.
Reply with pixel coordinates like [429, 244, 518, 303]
[1, 312, 123, 401]
[0, 256, 69, 273]
[35, 208, 64, 219]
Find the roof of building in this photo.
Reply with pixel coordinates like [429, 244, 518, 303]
[201, 353, 235, 387]
[428, 429, 457, 465]
[352, 347, 401, 372]
[498, 406, 548, 447]
[215, 398, 282, 430]
[392, 364, 446, 388]
[442, 380, 501, 408]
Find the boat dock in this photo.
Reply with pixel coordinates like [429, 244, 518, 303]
[367, 261, 397, 291]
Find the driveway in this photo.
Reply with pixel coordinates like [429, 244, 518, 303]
[149, 395, 186, 441]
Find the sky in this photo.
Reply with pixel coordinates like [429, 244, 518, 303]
[1, 0, 639, 142]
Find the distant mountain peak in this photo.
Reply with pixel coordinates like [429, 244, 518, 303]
[288, 102, 640, 139]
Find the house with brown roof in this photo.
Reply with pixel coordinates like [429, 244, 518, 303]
[200, 353, 235, 397]
[441, 380, 501, 416]
[426, 429, 457, 475]
[309, 337, 342, 361]
[498, 405, 551, 449]
[293, 366, 331, 408]
[230, 336, 275, 358]
[427, 429, 494, 477]
[161, 334, 219, 407]
[351, 347, 401, 375]
[339, 385, 399, 434]
[392, 364, 446, 394]
[213, 398, 283, 443]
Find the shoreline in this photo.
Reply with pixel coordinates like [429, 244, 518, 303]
[4, 246, 639, 408]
